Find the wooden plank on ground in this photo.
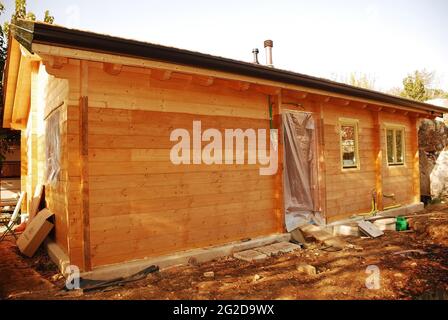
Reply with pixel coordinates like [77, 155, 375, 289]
[358, 220, 384, 238]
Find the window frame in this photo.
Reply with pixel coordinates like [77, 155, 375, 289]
[385, 124, 406, 166]
[339, 118, 360, 171]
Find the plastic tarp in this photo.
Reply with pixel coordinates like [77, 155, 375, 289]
[45, 110, 61, 186]
[282, 111, 323, 231]
[431, 149, 448, 199]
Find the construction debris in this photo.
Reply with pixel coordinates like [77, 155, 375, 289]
[233, 250, 267, 262]
[75, 265, 159, 292]
[296, 264, 317, 275]
[17, 209, 55, 257]
[373, 218, 397, 231]
[393, 249, 428, 256]
[234, 242, 301, 261]
[299, 224, 347, 249]
[290, 228, 307, 244]
[357, 221, 384, 238]
[253, 274, 262, 282]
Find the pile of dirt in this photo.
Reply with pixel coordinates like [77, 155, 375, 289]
[1, 208, 448, 300]
[408, 210, 448, 246]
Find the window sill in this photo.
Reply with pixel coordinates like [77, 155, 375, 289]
[388, 163, 405, 167]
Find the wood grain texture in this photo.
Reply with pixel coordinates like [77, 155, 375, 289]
[79, 60, 92, 271]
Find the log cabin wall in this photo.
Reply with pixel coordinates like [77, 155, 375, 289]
[379, 112, 418, 208]
[88, 63, 281, 268]
[37, 53, 422, 270]
[25, 62, 72, 255]
[44, 59, 282, 269]
[44, 58, 85, 268]
[321, 103, 377, 221]
[321, 103, 418, 222]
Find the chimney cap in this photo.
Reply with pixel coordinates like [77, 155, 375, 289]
[264, 40, 273, 48]
[252, 48, 259, 53]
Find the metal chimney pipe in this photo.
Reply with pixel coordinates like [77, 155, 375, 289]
[264, 40, 274, 67]
[252, 48, 260, 64]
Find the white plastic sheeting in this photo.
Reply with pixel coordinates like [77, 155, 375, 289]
[282, 111, 323, 231]
[430, 149, 448, 199]
[45, 110, 61, 186]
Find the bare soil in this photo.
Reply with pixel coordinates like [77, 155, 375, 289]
[1, 206, 448, 300]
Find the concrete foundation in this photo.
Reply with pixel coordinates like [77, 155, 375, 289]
[77, 233, 290, 281]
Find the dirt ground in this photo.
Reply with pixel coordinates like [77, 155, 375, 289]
[1, 205, 448, 300]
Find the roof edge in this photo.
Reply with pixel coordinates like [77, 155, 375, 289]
[12, 19, 448, 116]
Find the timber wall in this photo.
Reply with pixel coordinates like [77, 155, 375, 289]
[37, 56, 420, 269]
[46, 61, 281, 269]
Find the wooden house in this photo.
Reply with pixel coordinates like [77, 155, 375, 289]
[2, 20, 445, 273]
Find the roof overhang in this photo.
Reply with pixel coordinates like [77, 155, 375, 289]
[4, 19, 447, 122]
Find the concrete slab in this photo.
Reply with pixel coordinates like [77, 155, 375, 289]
[373, 218, 396, 231]
[268, 242, 301, 254]
[233, 250, 267, 262]
[79, 233, 289, 281]
[254, 242, 300, 256]
[255, 244, 280, 257]
[332, 224, 360, 237]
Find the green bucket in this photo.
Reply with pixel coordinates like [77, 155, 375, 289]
[396, 216, 408, 231]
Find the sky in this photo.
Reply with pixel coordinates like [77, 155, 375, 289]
[1, 0, 448, 92]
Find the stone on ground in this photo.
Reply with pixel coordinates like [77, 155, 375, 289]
[296, 263, 317, 275]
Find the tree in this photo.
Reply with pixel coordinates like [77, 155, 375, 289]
[347, 72, 376, 90]
[0, 1, 55, 164]
[401, 70, 431, 101]
[398, 69, 448, 102]
[331, 72, 376, 90]
[0, 2, 20, 163]
[3, 0, 55, 37]
[44, 10, 54, 24]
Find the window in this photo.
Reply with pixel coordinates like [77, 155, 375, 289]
[386, 127, 405, 165]
[340, 120, 359, 169]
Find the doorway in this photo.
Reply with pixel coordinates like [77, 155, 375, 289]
[282, 110, 322, 231]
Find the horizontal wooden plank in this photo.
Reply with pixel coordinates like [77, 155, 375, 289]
[91, 219, 277, 267]
[89, 170, 273, 190]
[90, 203, 275, 244]
[89, 179, 273, 203]
[90, 189, 275, 217]
[88, 161, 266, 176]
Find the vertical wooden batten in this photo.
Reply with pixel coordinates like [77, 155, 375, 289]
[273, 93, 285, 232]
[410, 116, 421, 203]
[372, 111, 383, 211]
[315, 102, 327, 222]
[79, 61, 92, 271]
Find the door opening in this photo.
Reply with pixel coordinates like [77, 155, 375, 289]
[282, 110, 323, 231]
